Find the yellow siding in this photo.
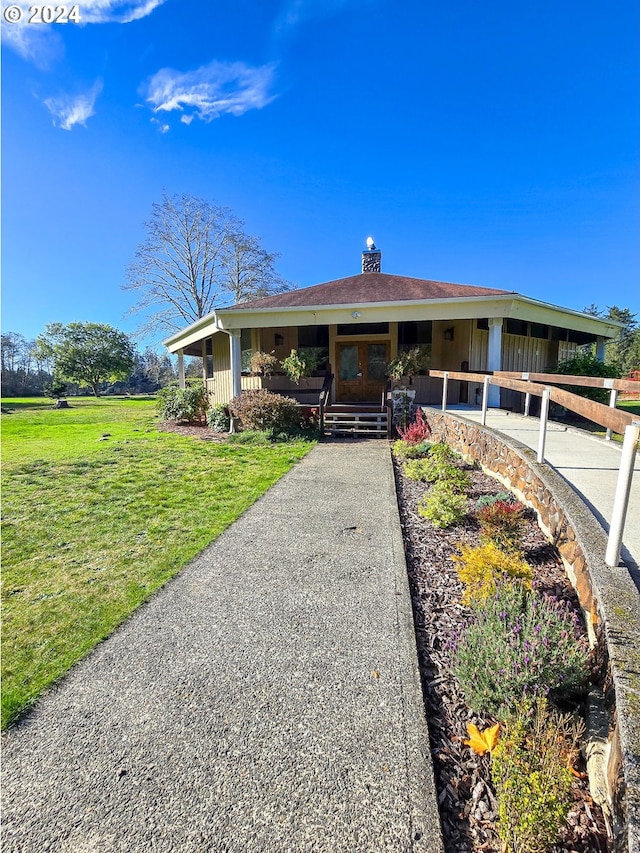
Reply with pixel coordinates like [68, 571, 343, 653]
[501, 334, 550, 373]
[241, 376, 262, 391]
[558, 341, 579, 363]
[205, 334, 232, 405]
[470, 327, 488, 371]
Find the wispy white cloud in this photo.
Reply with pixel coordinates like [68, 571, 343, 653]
[43, 80, 103, 130]
[142, 61, 277, 125]
[273, 0, 374, 34]
[151, 117, 170, 133]
[79, 0, 166, 24]
[1, 0, 166, 64]
[1, 7, 64, 68]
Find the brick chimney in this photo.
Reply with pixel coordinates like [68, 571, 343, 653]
[362, 237, 381, 272]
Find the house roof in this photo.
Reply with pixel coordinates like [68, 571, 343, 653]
[230, 273, 514, 311]
[164, 270, 621, 353]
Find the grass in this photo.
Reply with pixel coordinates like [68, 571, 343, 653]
[1, 396, 315, 729]
[551, 398, 640, 442]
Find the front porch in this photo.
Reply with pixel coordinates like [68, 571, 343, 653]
[165, 265, 617, 414]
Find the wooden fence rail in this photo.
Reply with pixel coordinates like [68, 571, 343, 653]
[428, 370, 639, 435]
[495, 371, 639, 394]
[427, 369, 640, 569]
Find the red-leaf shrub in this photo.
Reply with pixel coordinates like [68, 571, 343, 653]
[397, 407, 432, 445]
[476, 499, 526, 552]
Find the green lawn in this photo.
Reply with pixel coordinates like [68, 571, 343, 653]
[550, 398, 640, 441]
[1, 397, 315, 729]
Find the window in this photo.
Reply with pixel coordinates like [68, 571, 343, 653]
[205, 338, 214, 378]
[398, 321, 432, 347]
[241, 328, 252, 372]
[297, 325, 329, 372]
[505, 319, 528, 337]
[530, 323, 549, 340]
[567, 330, 596, 346]
[337, 322, 389, 336]
[298, 325, 329, 347]
[476, 318, 489, 331]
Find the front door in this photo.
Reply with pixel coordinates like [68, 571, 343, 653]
[335, 341, 390, 402]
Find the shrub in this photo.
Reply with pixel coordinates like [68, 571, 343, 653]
[249, 350, 278, 377]
[555, 351, 621, 404]
[453, 541, 532, 605]
[403, 458, 432, 482]
[477, 500, 526, 552]
[156, 381, 208, 422]
[206, 403, 230, 432]
[476, 491, 518, 511]
[453, 583, 589, 718]
[491, 698, 580, 853]
[392, 439, 432, 459]
[386, 345, 430, 381]
[403, 451, 471, 492]
[280, 348, 320, 383]
[397, 407, 432, 445]
[230, 390, 300, 435]
[417, 482, 468, 529]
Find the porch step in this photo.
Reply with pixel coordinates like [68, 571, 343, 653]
[323, 407, 388, 437]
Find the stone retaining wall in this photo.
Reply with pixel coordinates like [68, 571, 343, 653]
[425, 410, 640, 853]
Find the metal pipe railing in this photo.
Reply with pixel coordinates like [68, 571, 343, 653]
[428, 369, 640, 567]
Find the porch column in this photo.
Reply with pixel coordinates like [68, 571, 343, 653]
[230, 330, 242, 399]
[596, 337, 606, 362]
[177, 349, 185, 389]
[487, 318, 503, 407]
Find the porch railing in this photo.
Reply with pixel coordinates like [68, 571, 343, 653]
[318, 373, 334, 436]
[429, 369, 640, 568]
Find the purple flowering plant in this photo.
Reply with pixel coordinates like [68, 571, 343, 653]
[452, 581, 589, 719]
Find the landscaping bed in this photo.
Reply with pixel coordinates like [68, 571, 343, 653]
[392, 446, 611, 853]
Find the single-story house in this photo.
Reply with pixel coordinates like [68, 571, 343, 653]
[163, 242, 620, 410]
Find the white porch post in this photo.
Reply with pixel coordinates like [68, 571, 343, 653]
[441, 371, 449, 412]
[230, 330, 242, 399]
[606, 385, 618, 441]
[487, 318, 503, 408]
[481, 375, 490, 426]
[605, 423, 640, 567]
[177, 349, 185, 389]
[596, 337, 606, 363]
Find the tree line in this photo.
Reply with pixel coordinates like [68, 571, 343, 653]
[0, 328, 192, 398]
[582, 305, 640, 376]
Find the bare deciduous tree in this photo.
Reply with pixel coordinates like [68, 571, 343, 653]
[124, 193, 290, 338]
[224, 233, 290, 305]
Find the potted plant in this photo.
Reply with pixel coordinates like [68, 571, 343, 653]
[249, 350, 278, 377]
[280, 348, 320, 385]
[386, 346, 430, 386]
[387, 346, 430, 431]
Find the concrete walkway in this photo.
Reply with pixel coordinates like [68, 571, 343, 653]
[450, 407, 640, 575]
[1, 443, 443, 853]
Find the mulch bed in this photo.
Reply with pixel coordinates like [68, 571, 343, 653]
[392, 454, 611, 853]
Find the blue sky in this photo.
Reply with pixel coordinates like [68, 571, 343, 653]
[2, 0, 638, 348]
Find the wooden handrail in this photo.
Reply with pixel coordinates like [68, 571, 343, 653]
[428, 370, 640, 435]
[495, 371, 640, 394]
[318, 373, 334, 436]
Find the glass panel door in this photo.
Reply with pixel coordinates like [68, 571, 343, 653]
[339, 344, 360, 380]
[367, 344, 388, 382]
